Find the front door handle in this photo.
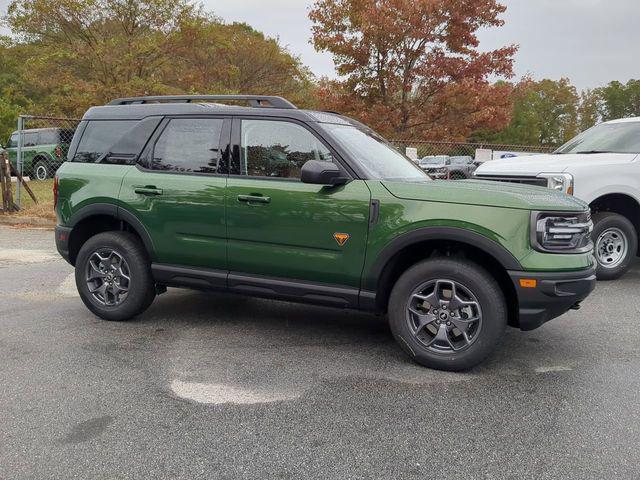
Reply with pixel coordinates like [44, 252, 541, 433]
[134, 185, 163, 196]
[237, 194, 271, 204]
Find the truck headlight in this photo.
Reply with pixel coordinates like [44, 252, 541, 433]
[537, 173, 574, 195]
[531, 211, 593, 253]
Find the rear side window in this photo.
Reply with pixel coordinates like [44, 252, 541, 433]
[73, 120, 136, 163]
[152, 118, 224, 174]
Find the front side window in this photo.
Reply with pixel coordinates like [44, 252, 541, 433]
[74, 120, 136, 163]
[152, 118, 223, 174]
[240, 120, 333, 179]
[555, 121, 640, 155]
[7, 133, 18, 148]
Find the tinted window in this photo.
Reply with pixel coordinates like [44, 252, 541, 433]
[74, 120, 136, 163]
[38, 130, 59, 145]
[152, 118, 223, 174]
[241, 120, 333, 179]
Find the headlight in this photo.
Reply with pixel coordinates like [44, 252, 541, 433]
[537, 173, 574, 195]
[531, 211, 593, 253]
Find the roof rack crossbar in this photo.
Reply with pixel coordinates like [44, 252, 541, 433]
[107, 95, 296, 109]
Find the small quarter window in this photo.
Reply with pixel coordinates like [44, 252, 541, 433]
[240, 120, 333, 179]
[152, 118, 224, 174]
[74, 120, 136, 163]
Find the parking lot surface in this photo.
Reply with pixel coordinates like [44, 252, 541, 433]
[1, 225, 639, 479]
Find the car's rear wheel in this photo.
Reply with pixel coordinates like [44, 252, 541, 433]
[388, 258, 506, 371]
[592, 212, 637, 280]
[75, 231, 156, 321]
[33, 159, 50, 180]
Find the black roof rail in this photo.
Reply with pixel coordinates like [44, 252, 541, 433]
[107, 95, 296, 109]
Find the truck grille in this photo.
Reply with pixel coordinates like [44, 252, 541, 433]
[475, 175, 547, 188]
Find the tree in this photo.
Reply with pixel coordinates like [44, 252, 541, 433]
[4, 0, 315, 117]
[473, 78, 579, 146]
[309, 0, 517, 140]
[597, 80, 640, 121]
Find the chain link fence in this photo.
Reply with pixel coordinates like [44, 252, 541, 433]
[11, 115, 80, 208]
[390, 139, 554, 159]
[4, 113, 555, 209]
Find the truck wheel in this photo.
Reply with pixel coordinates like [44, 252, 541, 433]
[75, 231, 156, 321]
[388, 258, 506, 371]
[592, 212, 637, 280]
[33, 160, 50, 180]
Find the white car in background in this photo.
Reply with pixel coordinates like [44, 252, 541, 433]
[475, 117, 640, 280]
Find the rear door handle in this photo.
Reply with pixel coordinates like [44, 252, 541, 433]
[134, 185, 163, 196]
[237, 194, 271, 204]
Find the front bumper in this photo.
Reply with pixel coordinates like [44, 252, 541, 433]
[508, 266, 597, 331]
[55, 225, 72, 264]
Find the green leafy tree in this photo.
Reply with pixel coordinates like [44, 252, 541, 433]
[474, 78, 579, 147]
[596, 80, 640, 121]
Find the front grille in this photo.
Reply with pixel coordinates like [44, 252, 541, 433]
[475, 175, 547, 188]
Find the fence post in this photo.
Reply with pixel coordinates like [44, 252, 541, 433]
[15, 115, 25, 208]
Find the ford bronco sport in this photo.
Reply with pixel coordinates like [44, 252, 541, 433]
[54, 95, 596, 371]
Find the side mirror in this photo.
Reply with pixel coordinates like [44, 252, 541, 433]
[301, 160, 348, 186]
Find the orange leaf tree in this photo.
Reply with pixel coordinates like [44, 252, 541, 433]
[310, 0, 517, 140]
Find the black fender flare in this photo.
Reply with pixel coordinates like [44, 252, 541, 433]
[67, 203, 155, 259]
[363, 226, 522, 291]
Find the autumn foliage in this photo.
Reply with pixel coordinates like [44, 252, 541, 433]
[310, 0, 517, 140]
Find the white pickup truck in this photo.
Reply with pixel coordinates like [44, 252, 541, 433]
[475, 117, 640, 280]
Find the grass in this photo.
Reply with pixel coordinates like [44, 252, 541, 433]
[7, 178, 56, 221]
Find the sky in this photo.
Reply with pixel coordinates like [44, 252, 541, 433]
[1, 0, 638, 92]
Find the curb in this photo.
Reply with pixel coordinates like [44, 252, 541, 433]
[0, 215, 55, 228]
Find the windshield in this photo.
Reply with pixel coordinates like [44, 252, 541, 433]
[555, 121, 640, 154]
[420, 157, 448, 165]
[322, 123, 429, 181]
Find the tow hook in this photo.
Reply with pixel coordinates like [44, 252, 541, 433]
[570, 302, 581, 310]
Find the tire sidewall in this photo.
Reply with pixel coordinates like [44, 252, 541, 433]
[388, 258, 506, 371]
[34, 160, 49, 180]
[75, 232, 155, 321]
[592, 212, 637, 281]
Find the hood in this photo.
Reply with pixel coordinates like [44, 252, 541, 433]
[476, 152, 637, 176]
[382, 179, 588, 211]
[420, 163, 447, 169]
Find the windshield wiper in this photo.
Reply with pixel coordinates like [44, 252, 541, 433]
[575, 150, 614, 154]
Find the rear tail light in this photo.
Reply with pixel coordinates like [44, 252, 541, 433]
[54, 146, 63, 158]
[53, 175, 59, 210]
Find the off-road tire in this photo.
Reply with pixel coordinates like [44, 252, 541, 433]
[75, 231, 156, 321]
[388, 257, 506, 371]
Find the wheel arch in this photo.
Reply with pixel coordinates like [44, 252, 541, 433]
[66, 204, 155, 265]
[590, 193, 640, 254]
[365, 228, 522, 327]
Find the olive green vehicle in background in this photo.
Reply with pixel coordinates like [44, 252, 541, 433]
[5, 128, 75, 180]
[54, 95, 596, 371]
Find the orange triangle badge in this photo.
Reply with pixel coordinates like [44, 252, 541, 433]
[334, 233, 350, 246]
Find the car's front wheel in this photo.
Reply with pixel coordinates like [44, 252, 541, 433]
[75, 231, 156, 321]
[592, 212, 637, 280]
[388, 258, 506, 371]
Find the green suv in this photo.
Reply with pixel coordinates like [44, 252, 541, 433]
[5, 127, 75, 180]
[54, 95, 596, 371]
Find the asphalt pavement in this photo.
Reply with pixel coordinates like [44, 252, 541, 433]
[1, 225, 639, 479]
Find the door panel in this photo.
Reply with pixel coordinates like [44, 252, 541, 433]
[119, 116, 229, 271]
[120, 168, 227, 270]
[226, 118, 371, 287]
